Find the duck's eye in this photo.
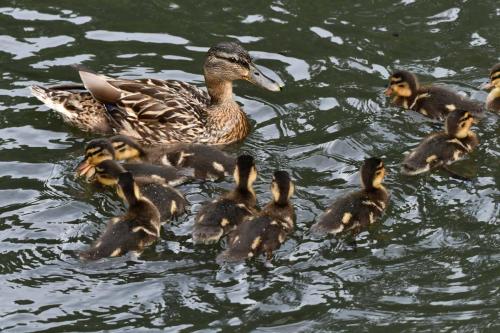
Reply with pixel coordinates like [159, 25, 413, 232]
[228, 57, 238, 63]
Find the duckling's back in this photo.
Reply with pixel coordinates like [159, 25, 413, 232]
[402, 132, 478, 175]
[158, 143, 236, 180]
[136, 178, 187, 222]
[80, 201, 160, 260]
[192, 198, 253, 244]
[416, 86, 484, 119]
[311, 189, 388, 236]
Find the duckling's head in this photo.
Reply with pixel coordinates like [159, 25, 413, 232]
[117, 172, 142, 206]
[93, 159, 127, 186]
[445, 109, 474, 139]
[109, 135, 145, 161]
[271, 171, 294, 205]
[204, 42, 282, 94]
[76, 138, 115, 179]
[233, 154, 257, 191]
[385, 70, 418, 98]
[361, 158, 386, 190]
[486, 63, 500, 89]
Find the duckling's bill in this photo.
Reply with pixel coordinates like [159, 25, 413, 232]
[76, 158, 95, 180]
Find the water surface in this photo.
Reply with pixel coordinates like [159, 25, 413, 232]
[0, 1, 499, 332]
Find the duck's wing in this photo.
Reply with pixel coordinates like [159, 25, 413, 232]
[78, 68, 211, 143]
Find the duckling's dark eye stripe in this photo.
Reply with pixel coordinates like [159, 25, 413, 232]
[86, 148, 102, 157]
[492, 73, 500, 80]
[113, 143, 126, 150]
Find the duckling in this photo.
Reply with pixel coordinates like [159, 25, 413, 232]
[192, 155, 257, 244]
[216, 171, 295, 263]
[485, 63, 500, 112]
[109, 135, 235, 180]
[80, 172, 161, 260]
[93, 159, 187, 222]
[31, 41, 283, 145]
[401, 109, 479, 176]
[385, 70, 484, 120]
[310, 158, 389, 236]
[75, 138, 189, 186]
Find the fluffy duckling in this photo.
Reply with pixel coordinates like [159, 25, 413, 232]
[402, 109, 479, 176]
[76, 138, 188, 186]
[385, 70, 484, 120]
[217, 171, 295, 263]
[80, 172, 161, 260]
[311, 158, 389, 236]
[109, 135, 236, 180]
[192, 155, 257, 244]
[485, 63, 500, 112]
[93, 159, 187, 222]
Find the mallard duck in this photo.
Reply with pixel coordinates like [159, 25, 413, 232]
[109, 135, 235, 180]
[216, 171, 295, 263]
[76, 138, 189, 186]
[401, 109, 479, 176]
[93, 159, 187, 222]
[192, 155, 257, 244]
[80, 172, 161, 260]
[485, 63, 500, 112]
[30, 42, 282, 145]
[311, 158, 389, 236]
[385, 70, 484, 120]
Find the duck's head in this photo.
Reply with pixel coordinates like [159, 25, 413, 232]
[93, 159, 127, 186]
[109, 135, 145, 161]
[445, 109, 474, 139]
[117, 172, 142, 206]
[484, 63, 500, 90]
[233, 154, 257, 192]
[385, 70, 418, 98]
[271, 171, 294, 205]
[204, 42, 282, 96]
[76, 138, 115, 179]
[361, 157, 386, 190]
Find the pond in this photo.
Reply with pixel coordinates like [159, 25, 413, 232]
[0, 0, 498, 332]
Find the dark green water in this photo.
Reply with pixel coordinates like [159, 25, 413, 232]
[0, 1, 499, 332]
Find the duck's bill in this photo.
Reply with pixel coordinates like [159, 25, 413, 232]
[384, 87, 393, 96]
[75, 158, 96, 180]
[247, 64, 282, 92]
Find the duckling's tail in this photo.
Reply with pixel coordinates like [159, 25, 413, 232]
[192, 225, 224, 244]
[310, 221, 344, 236]
[216, 248, 249, 264]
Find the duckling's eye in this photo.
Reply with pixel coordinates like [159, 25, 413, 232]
[398, 84, 406, 88]
[228, 57, 238, 63]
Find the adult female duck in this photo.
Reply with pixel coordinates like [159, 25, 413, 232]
[30, 42, 282, 145]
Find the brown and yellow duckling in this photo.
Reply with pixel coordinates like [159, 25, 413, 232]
[217, 171, 295, 263]
[311, 158, 389, 236]
[80, 172, 161, 260]
[484, 63, 500, 113]
[192, 155, 257, 244]
[401, 109, 479, 176]
[31, 42, 282, 145]
[76, 138, 189, 186]
[109, 135, 235, 180]
[385, 70, 484, 120]
[93, 159, 187, 222]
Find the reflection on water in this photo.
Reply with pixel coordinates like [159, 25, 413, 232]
[0, 0, 499, 332]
